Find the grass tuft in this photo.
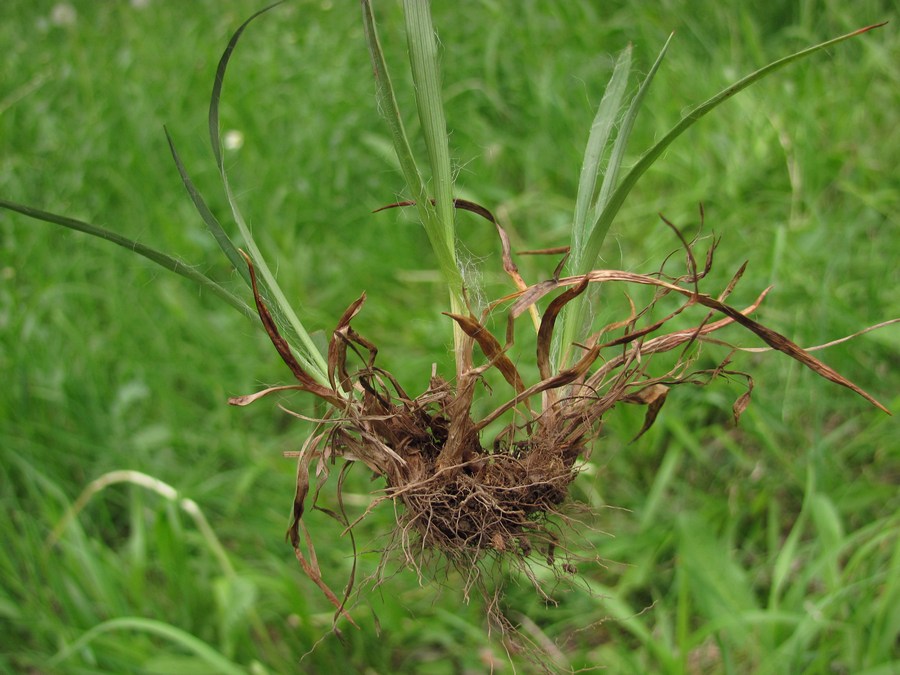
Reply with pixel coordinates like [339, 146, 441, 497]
[0, 2, 896, 672]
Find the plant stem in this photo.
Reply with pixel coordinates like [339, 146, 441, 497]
[401, 0, 469, 374]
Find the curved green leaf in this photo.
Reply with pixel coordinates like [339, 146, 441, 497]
[165, 126, 250, 287]
[48, 616, 246, 674]
[571, 45, 631, 261]
[207, 1, 329, 383]
[0, 198, 254, 319]
[578, 23, 887, 279]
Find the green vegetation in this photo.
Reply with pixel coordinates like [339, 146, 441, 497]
[1, 1, 897, 672]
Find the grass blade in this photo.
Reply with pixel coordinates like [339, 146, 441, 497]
[208, 2, 284, 172]
[48, 617, 246, 674]
[165, 126, 250, 287]
[577, 23, 887, 280]
[560, 37, 675, 367]
[401, 0, 456, 262]
[555, 23, 885, 369]
[401, 0, 470, 368]
[361, 0, 431, 235]
[363, 0, 467, 372]
[557, 45, 630, 369]
[0, 197, 255, 319]
[571, 45, 631, 261]
[207, 2, 328, 383]
[362, 0, 462, 293]
[593, 33, 674, 227]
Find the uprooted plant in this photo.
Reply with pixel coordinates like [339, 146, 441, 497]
[3, 0, 892, 633]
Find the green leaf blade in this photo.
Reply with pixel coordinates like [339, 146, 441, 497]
[206, 2, 329, 384]
[361, 0, 431, 219]
[579, 23, 887, 279]
[0, 198, 255, 320]
[555, 23, 885, 371]
[48, 617, 246, 674]
[165, 126, 250, 287]
[593, 32, 674, 232]
[571, 45, 632, 268]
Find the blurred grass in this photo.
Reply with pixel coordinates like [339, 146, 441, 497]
[1, 0, 898, 672]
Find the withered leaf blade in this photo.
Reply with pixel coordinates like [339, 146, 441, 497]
[624, 383, 669, 442]
[328, 293, 367, 393]
[228, 384, 310, 407]
[537, 279, 589, 381]
[445, 312, 525, 394]
[346, 327, 379, 374]
[733, 377, 754, 425]
[453, 198, 529, 291]
[242, 250, 306, 381]
[658, 212, 699, 292]
[291, 524, 358, 629]
[517, 246, 571, 282]
[477, 285, 773, 432]
[719, 261, 749, 302]
[693, 293, 890, 414]
[334, 462, 358, 627]
[376, 197, 533, 295]
[551, 267, 888, 413]
[518, 246, 571, 256]
[508, 278, 561, 319]
[287, 456, 311, 548]
[240, 250, 344, 407]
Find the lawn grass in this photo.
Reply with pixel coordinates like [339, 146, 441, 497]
[1, 1, 898, 672]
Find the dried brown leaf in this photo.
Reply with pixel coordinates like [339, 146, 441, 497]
[537, 268, 887, 413]
[719, 261, 749, 302]
[445, 312, 525, 394]
[659, 213, 700, 293]
[376, 197, 531, 294]
[478, 286, 773, 431]
[292, 523, 359, 628]
[718, 318, 900, 353]
[228, 384, 309, 406]
[287, 457, 310, 547]
[537, 280, 589, 381]
[334, 463, 358, 625]
[692, 293, 890, 414]
[506, 278, 562, 319]
[733, 378, 754, 424]
[240, 250, 343, 407]
[328, 293, 367, 392]
[518, 246, 571, 256]
[623, 383, 669, 441]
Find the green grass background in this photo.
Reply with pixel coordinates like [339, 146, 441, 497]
[1, 0, 898, 672]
